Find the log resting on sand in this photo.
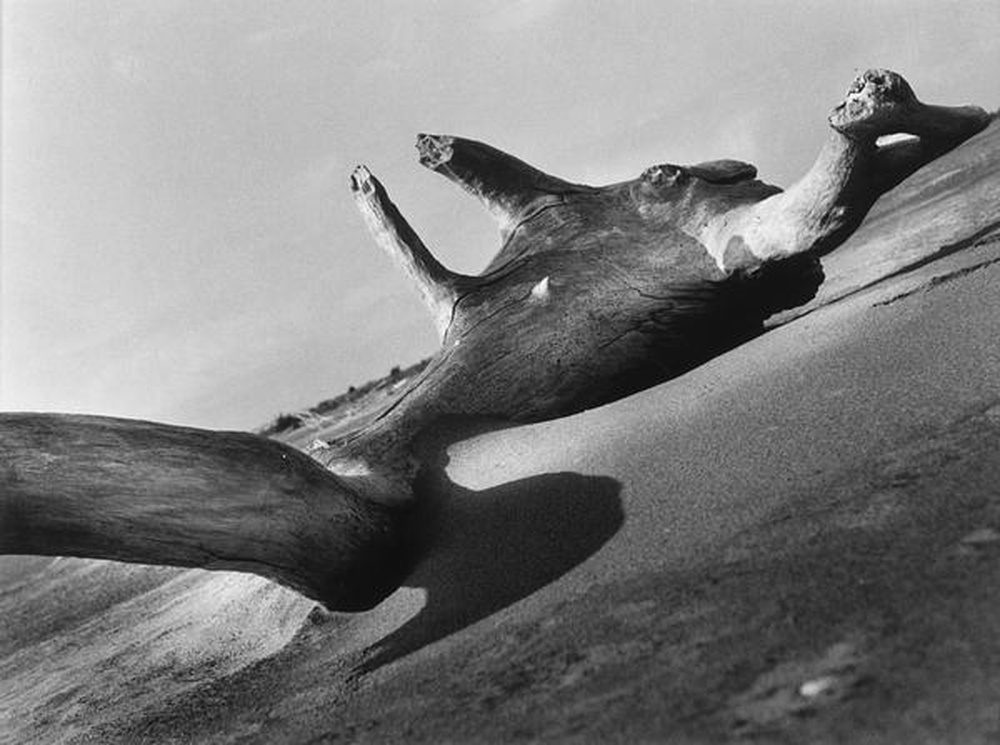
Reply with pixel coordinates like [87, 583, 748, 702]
[0, 69, 992, 610]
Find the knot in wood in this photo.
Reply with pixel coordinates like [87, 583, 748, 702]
[641, 164, 686, 187]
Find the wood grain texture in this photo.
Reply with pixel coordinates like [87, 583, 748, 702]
[339, 70, 990, 474]
[1, 69, 991, 608]
[0, 414, 408, 610]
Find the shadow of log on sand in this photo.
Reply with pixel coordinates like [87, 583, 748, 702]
[356, 440, 624, 672]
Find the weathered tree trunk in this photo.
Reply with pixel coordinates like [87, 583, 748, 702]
[0, 414, 408, 610]
[329, 69, 991, 479]
[0, 70, 991, 610]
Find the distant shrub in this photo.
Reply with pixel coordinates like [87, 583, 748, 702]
[271, 413, 304, 433]
[262, 357, 434, 434]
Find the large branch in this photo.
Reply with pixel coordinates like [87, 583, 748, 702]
[416, 134, 593, 237]
[351, 166, 471, 338]
[706, 69, 992, 270]
[829, 69, 994, 193]
[0, 413, 408, 611]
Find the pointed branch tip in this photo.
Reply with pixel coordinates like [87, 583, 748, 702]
[530, 276, 551, 302]
[348, 164, 460, 339]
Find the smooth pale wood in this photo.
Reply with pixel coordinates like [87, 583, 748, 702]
[714, 69, 993, 266]
[0, 414, 407, 610]
[349, 165, 474, 339]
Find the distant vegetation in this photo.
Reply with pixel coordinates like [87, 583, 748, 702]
[267, 413, 305, 434]
[258, 358, 431, 437]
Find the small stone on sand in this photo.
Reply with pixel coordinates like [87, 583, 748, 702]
[798, 676, 837, 699]
[984, 403, 1000, 426]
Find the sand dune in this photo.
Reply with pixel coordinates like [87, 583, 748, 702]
[1, 123, 999, 743]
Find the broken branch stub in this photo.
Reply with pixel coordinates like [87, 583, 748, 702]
[1, 69, 992, 610]
[415, 133, 596, 244]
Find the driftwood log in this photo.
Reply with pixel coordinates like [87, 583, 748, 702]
[0, 70, 991, 610]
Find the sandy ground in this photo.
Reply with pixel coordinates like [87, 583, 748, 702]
[1, 123, 998, 744]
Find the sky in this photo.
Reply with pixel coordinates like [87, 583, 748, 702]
[2, 1, 998, 431]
